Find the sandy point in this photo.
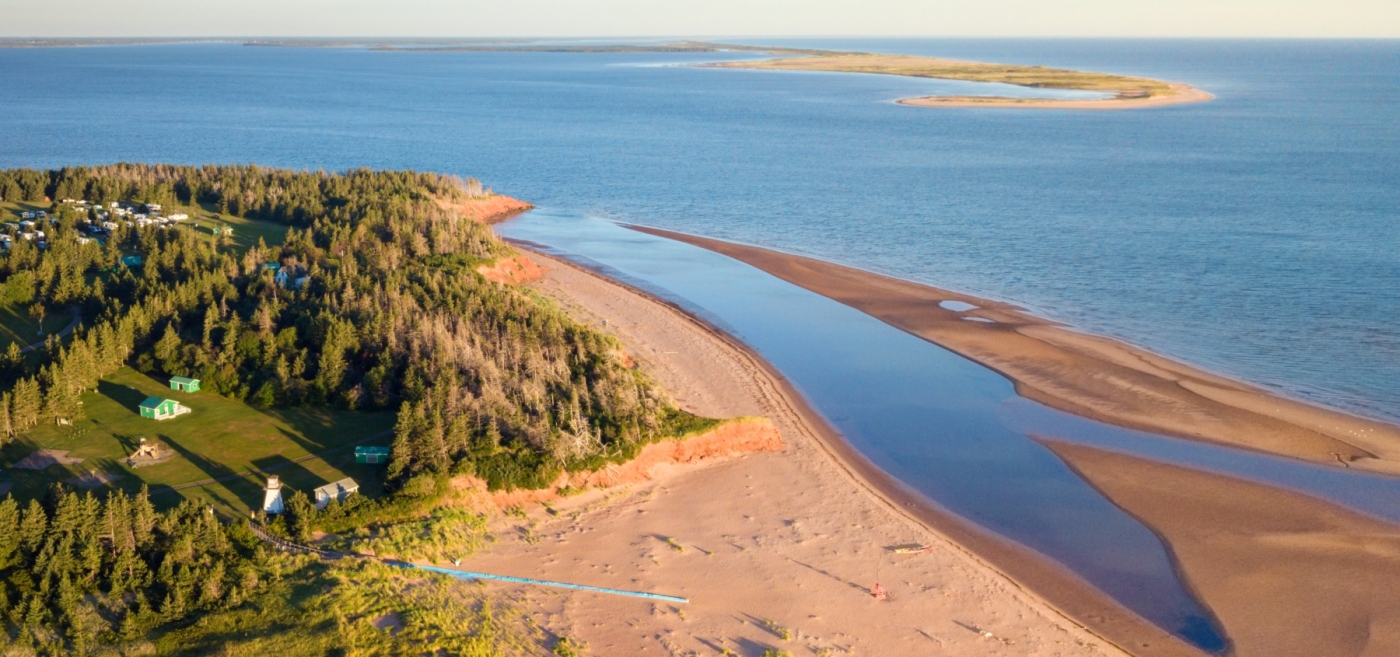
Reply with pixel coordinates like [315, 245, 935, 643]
[899, 84, 1215, 110]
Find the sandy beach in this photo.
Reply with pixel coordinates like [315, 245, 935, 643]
[898, 83, 1214, 110]
[448, 250, 1184, 656]
[1045, 441, 1400, 657]
[630, 226, 1400, 474]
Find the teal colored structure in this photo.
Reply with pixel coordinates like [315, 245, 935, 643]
[120, 255, 142, 267]
[169, 375, 201, 393]
[355, 446, 391, 464]
[138, 396, 187, 420]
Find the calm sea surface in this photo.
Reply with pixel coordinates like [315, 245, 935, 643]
[0, 39, 1395, 423]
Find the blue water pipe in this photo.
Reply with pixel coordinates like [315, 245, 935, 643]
[391, 562, 689, 604]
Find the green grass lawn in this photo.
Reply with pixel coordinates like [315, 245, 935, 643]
[0, 301, 72, 350]
[0, 201, 48, 222]
[184, 201, 290, 251]
[4, 367, 397, 514]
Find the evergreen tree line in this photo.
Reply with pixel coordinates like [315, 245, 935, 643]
[0, 485, 277, 653]
[1, 165, 690, 491]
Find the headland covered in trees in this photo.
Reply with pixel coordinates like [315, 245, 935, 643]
[0, 164, 725, 653]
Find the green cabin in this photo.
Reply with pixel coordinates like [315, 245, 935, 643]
[355, 446, 392, 464]
[139, 396, 189, 420]
[169, 375, 201, 393]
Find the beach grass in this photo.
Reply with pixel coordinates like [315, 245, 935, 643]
[148, 557, 550, 656]
[4, 366, 397, 513]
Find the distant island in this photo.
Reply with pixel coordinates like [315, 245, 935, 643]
[707, 50, 1214, 110]
[0, 38, 1211, 109]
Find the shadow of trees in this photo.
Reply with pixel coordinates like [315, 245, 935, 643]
[97, 379, 148, 415]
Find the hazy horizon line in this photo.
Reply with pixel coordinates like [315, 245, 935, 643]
[3, 35, 1398, 42]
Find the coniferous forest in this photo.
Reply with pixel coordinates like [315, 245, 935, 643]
[0, 164, 701, 653]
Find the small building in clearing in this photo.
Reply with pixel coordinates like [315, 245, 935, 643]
[139, 396, 190, 420]
[274, 264, 310, 291]
[169, 376, 201, 393]
[313, 478, 359, 510]
[355, 446, 391, 464]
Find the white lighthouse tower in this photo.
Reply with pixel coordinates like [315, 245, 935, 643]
[263, 475, 285, 515]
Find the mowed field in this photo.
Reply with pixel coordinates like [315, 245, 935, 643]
[0, 302, 72, 350]
[184, 201, 291, 251]
[4, 367, 397, 514]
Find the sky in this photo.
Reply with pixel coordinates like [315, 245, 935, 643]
[2, 0, 1398, 38]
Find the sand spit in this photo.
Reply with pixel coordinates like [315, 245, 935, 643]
[899, 84, 1214, 110]
[439, 193, 534, 224]
[461, 249, 1204, 657]
[713, 53, 1212, 111]
[631, 226, 1400, 473]
[1045, 441, 1400, 657]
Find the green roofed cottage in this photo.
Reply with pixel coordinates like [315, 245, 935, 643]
[355, 445, 391, 464]
[139, 396, 190, 421]
[169, 375, 201, 393]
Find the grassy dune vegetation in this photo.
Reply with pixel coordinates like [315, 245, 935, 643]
[0, 164, 706, 654]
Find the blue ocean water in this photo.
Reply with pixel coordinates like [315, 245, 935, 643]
[0, 39, 1395, 424]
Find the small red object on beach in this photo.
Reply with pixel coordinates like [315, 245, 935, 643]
[871, 582, 887, 600]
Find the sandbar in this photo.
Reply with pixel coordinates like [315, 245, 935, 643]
[899, 83, 1214, 110]
[1045, 441, 1400, 657]
[713, 52, 1213, 110]
[629, 226, 1400, 472]
[463, 248, 1207, 657]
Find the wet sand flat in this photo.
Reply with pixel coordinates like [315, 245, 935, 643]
[1045, 441, 1400, 657]
[899, 83, 1214, 110]
[631, 226, 1400, 473]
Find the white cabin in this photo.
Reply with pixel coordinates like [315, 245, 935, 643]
[313, 478, 359, 510]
